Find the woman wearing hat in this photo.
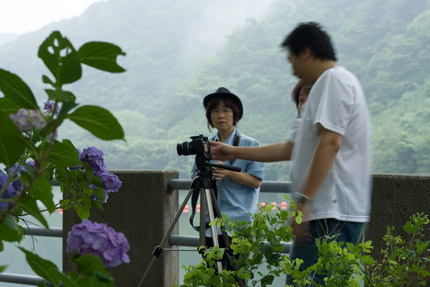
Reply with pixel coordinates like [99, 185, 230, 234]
[191, 87, 264, 270]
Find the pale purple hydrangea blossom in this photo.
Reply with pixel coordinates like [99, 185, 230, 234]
[0, 172, 20, 210]
[98, 172, 121, 193]
[43, 101, 60, 116]
[66, 220, 130, 268]
[79, 147, 122, 203]
[5, 163, 26, 191]
[79, 147, 107, 175]
[9, 109, 46, 132]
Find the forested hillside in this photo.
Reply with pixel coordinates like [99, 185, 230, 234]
[0, 0, 429, 179]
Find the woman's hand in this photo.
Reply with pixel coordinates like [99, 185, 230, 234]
[213, 161, 229, 181]
[209, 141, 236, 161]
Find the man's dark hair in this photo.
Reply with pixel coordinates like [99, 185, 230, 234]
[281, 22, 337, 61]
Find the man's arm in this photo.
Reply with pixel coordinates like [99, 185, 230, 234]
[210, 140, 294, 162]
[300, 124, 342, 199]
[292, 124, 342, 242]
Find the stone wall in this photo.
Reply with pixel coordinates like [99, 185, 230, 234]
[63, 170, 179, 287]
[367, 174, 430, 261]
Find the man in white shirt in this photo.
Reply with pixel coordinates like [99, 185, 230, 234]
[210, 22, 372, 285]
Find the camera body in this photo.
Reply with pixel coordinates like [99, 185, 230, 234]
[177, 135, 210, 156]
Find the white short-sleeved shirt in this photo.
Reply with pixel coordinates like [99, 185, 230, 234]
[290, 66, 372, 223]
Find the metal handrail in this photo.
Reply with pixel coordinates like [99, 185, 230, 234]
[169, 179, 292, 193]
[168, 234, 291, 253]
[0, 273, 49, 286]
[23, 227, 63, 237]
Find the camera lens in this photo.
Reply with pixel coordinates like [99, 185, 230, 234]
[177, 141, 193, 156]
[177, 143, 184, 155]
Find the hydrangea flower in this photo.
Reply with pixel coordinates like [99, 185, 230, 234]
[79, 147, 107, 176]
[66, 220, 130, 268]
[99, 172, 122, 193]
[43, 101, 60, 116]
[5, 163, 26, 191]
[0, 172, 20, 210]
[78, 147, 122, 203]
[9, 108, 46, 132]
[89, 184, 109, 203]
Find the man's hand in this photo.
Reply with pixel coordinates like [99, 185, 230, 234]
[210, 141, 236, 161]
[291, 203, 313, 243]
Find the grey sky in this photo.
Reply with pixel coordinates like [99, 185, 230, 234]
[0, 0, 103, 34]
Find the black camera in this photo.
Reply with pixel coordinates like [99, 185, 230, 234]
[177, 135, 210, 156]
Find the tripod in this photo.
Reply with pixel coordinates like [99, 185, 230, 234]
[138, 154, 244, 287]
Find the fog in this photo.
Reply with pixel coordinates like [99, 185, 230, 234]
[0, 0, 429, 285]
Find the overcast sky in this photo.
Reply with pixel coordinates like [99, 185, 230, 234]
[0, 0, 103, 34]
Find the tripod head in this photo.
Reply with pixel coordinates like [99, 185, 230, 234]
[177, 134, 241, 176]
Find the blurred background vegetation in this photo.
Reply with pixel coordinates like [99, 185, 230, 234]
[1, 0, 429, 181]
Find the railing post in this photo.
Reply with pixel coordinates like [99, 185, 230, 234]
[62, 170, 179, 287]
[367, 174, 430, 262]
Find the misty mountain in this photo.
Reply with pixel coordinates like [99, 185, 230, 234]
[0, 0, 429, 179]
[0, 0, 275, 116]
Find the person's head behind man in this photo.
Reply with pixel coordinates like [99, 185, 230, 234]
[281, 22, 337, 83]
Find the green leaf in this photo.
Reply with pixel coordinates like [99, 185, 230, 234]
[73, 195, 91, 220]
[261, 274, 275, 286]
[42, 75, 55, 87]
[72, 254, 111, 277]
[47, 139, 81, 167]
[0, 214, 24, 242]
[78, 42, 126, 73]
[38, 31, 82, 84]
[44, 89, 76, 102]
[68, 105, 124, 141]
[0, 69, 38, 109]
[0, 112, 26, 167]
[0, 265, 7, 273]
[0, 97, 20, 114]
[19, 195, 49, 229]
[48, 269, 79, 287]
[28, 176, 55, 213]
[19, 247, 60, 284]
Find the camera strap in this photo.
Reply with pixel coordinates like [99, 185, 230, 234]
[230, 130, 241, 165]
[189, 131, 241, 231]
[189, 179, 217, 231]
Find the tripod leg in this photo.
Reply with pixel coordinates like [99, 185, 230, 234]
[199, 187, 206, 246]
[204, 188, 224, 274]
[137, 187, 196, 287]
[208, 188, 246, 287]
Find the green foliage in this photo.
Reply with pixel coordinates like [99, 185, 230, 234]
[366, 213, 430, 286]
[0, 30, 126, 285]
[181, 205, 430, 286]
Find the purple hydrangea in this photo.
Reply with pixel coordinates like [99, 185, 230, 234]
[99, 172, 122, 193]
[76, 147, 122, 203]
[9, 108, 46, 132]
[66, 220, 130, 268]
[89, 184, 109, 203]
[43, 101, 60, 116]
[5, 163, 26, 191]
[79, 147, 107, 176]
[0, 172, 20, 210]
